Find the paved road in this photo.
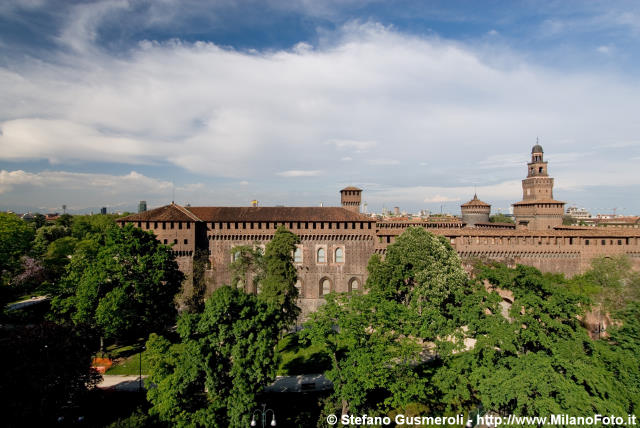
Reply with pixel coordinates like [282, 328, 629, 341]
[98, 373, 332, 393]
[99, 375, 148, 392]
[6, 295, 49, 311]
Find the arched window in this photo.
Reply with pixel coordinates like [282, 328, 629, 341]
[317, 248, 326, 263]
[321, 278, 331, 296]
[335, 247, 344, 263]
[294, 246, 303, 263]
[349, 278, 359, 292]
[295, 280, 303, 295]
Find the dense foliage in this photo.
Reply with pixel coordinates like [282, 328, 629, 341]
[50, 223, 183, 341]
[146, 286, 281, 427]
[304, 227, 640, 424]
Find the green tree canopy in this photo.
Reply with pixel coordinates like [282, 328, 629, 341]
[51, 224, 183, 341]
[366, 227, 470, 338]
[146, 286, 281, 427]
[489, 213, 515, 224]
[259, 226, 301, 330]
[70, 213, 119, 239]
[0, 212, 35, 285]
[434, 263, 640, 418]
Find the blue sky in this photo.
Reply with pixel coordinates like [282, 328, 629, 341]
[1, 0, 640, 215]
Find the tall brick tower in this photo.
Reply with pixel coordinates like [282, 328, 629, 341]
[340, 187, 362, 213]
[512, 142, 565, 230]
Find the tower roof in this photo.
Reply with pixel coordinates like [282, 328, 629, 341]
[340, 186, 362, 192]
[461, 194, 491, 208]
[531, 144, 543, 153]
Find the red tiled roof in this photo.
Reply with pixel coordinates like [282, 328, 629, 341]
[461, 194, 490, 207]
[340, 186, 362, 191]
[187, 206, 373, 222]
[118, 205, 373, 223]
[117, 204, 202, 222]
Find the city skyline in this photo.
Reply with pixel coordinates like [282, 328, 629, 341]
[1, 1, 640, 214]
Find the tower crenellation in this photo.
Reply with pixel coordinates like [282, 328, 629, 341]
[340, 187, 362, 213]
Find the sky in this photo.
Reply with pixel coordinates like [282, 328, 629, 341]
[1, 0, 640, 215]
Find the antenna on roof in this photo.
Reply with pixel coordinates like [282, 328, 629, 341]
[172, 181, 175, 204]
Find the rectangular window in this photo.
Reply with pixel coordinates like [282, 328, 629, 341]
[162, 222, 166, 230]
[184, 239, 188, 244]
[163, 239, 168, 244]
[187, 223, 190, 229]
[170, 222, 174, 229]
[178, 222, 182, 230]
[313, 222, 316, 229]
[601, 240, 606, 245]
[585, 239, 589, 245]
[320, 222, 324, 229]
[137, 221, 141, 228]
[173, 239, 178, 244]
[618, 240, 622, 245]
[154, 222, 158, 229]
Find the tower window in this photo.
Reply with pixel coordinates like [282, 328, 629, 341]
[335, 247, 344, 263]
[294, 246, 303, 263]
[317, 248, 326, 263]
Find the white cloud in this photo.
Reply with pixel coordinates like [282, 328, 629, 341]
[596, 45, 612, 54]
[1, 20, 640, 210]
[367, 159, 400, 166]
[423, 194, 461, 203]
[276, 170, 322, 177]
[326, 139, 377, 152]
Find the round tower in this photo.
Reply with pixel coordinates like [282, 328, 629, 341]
[461, 194, 491, 226]
[340, 187, 362, 213]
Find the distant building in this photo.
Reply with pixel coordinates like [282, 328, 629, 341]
[100, 207, 107, 215]
[139, 200, 147, 213]
[566, 206, 591, 220]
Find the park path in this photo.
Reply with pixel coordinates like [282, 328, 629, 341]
[98, 373, 332, 393]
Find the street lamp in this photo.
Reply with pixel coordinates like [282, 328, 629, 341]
[250, 403, 276, 427]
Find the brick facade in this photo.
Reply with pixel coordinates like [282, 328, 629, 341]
[117, 145, 640, 316]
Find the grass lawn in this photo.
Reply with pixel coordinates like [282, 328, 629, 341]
[101, 340, 151, 375]
[276, 333, 331, 376]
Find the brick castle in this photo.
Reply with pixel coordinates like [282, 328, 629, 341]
[118, 144, 640, 315]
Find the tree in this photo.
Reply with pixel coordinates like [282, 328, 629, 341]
[229, 244, 265, 294]
[0, 212, 35, 284]
[55, 213, 74, 228]
[434, 262, 639, 418]
[146, 286, 281, 427]
[50, 224, 183, 343]
[366, 227, 470, 339]
[582, 255, 640, 313]
[489, 214, 515, 224]
[304, 227, 471, 418]
[70, 213, 119, 239]
[0, 322, 101, 427]
[303, 292, 425, 418]
[259, 226, 301, 330]
[32, 224, 71, 257]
